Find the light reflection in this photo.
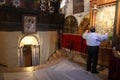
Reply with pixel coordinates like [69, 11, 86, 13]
[60, 0, 70, 8]
[25, 67, 35, 72]
[20, 36, 38, 47]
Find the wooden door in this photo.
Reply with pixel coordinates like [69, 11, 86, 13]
[23, 45, 32, 67]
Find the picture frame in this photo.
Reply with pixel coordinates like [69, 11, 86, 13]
[0, 0, 5, 6]
[23, 15, 37, 34]
[73, 0, 84, 14]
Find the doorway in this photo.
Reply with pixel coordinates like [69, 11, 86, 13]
[18, 35, 40, 67]
[23, 45, 32, 67]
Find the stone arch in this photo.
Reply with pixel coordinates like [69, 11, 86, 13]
[18, 34, 40, 67]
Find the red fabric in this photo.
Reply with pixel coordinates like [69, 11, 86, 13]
[61, 34, 87, 53]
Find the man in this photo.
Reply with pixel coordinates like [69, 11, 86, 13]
[82, 27, 108, 74]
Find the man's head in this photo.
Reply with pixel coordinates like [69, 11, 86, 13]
[90, 27, 95, 32]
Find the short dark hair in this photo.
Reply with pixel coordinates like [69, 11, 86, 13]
[90, 27, 95, 32]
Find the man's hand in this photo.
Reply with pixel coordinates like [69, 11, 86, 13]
[85, 30, 89, 33]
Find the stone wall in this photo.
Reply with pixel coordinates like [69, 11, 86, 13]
[0, 31, 57, 67]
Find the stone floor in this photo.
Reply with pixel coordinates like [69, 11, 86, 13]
[70, 51, 108, 80]
[2, 60, 103, 80]
[0, 49, 109, 80]
[61, 49, 109, 80]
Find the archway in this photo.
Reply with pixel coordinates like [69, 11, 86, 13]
[18, 35, 40, 67]
[63, 15, 78, 34]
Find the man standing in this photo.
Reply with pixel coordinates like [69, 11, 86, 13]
[82, 27, 108, 74]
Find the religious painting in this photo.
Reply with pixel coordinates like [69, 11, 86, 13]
[23, 15, 37, 34]
[95, 5, 116, 47]
[64, 15, 78, 34]
[95, 5, 115, 39]
[73, 0, 84, 14]
[78, 13, 90, 35]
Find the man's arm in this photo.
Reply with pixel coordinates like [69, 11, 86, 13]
[100, 33, 108, 41]
[82, 30, 88, 39]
